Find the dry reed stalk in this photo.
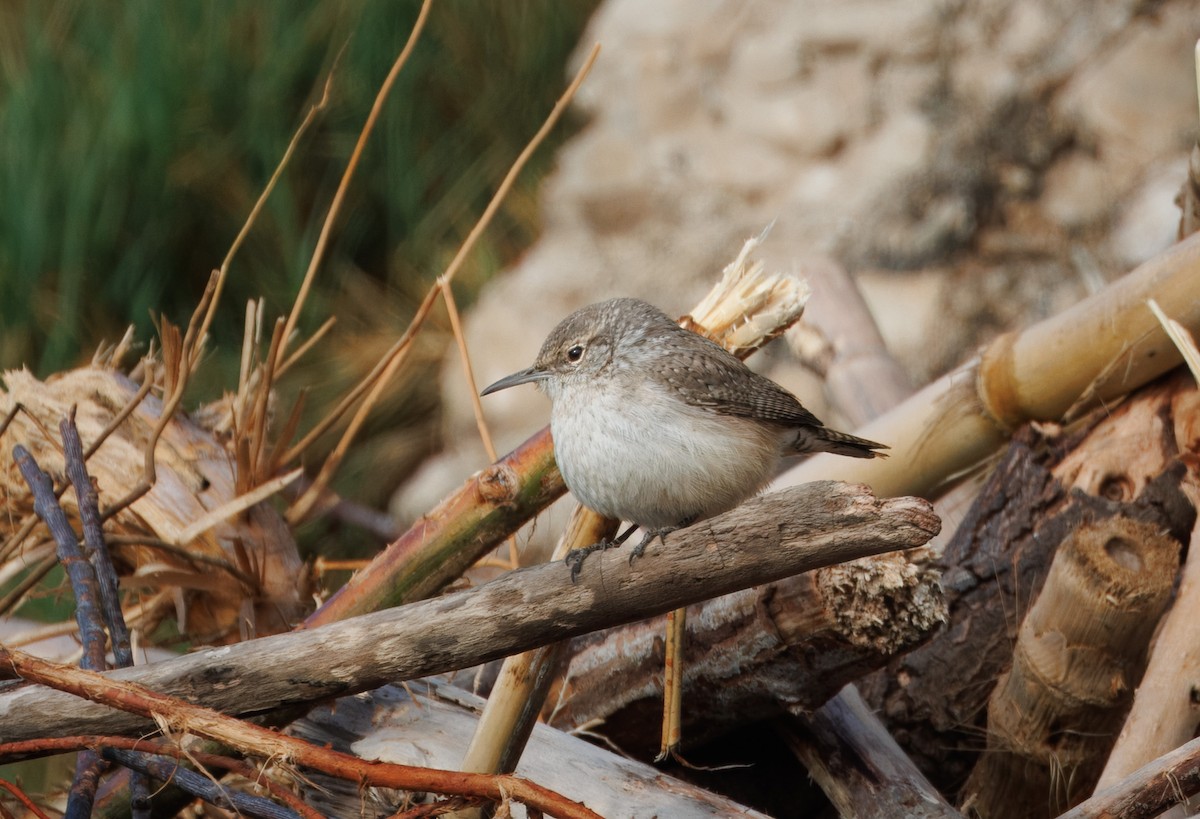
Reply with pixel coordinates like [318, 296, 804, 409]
[778, 231, 1200, 500]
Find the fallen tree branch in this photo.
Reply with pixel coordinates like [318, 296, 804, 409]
[0, 481, 938, 741]
[0, 649, 598, 819]
[545, 554, 945, 751]
[1057, 733, 1200, 819]
[288, 680, 773, 818]
[782, 686, 962, 818]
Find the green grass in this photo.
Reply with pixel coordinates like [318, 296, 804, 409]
[0, 0, 596, 375]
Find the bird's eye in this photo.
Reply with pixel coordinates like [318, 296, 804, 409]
[566, 345, 584, 362]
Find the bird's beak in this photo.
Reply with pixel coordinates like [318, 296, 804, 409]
[481, 366, 548, 396]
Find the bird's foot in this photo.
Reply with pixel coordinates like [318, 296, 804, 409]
[628, 515, 696, 566]
[628, 528, 670, 565]
[565, 523, 638, 582]
[565, 540, 613, 582]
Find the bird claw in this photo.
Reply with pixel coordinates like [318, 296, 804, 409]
[628, 527, 677, 566]
[565, 538, 616, 582]
[567, 521, 690, 579]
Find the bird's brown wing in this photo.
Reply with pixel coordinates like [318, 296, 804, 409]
[652, 329, 824, 428]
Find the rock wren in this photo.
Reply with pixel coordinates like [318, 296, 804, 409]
[482, 297, 887, 578]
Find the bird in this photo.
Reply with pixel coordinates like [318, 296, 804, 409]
[482, 297, 887, 579]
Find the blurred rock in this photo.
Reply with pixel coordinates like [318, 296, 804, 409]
[393, 0, 1200, 537]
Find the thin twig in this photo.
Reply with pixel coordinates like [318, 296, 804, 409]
[0, 778, 49, 819]
[105, 749, 302, 819]
[0, 553, 57, 618]
[441, 280, 517, 568]
[62, 412, 132, 667]
[13, 446, 107, 672]
[61, 411, 152, 813]
[105, 536, 260, 588]
[0, 647, 601, 819]
[15, 442, 112, 818]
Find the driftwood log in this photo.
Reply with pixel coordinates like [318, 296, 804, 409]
[0, 481, 938, 744]
[782, 686, 961, 819]
[289, 680, 771, 819]
[860, 373, 1200, 796]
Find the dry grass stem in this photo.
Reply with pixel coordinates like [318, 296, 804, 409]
[275, 315, 336, 379]
[442, 278, 498, 463]
[441, 278, 521, 568]
[1149, 299, 1200, 383]
[285, 42, 600, 516]
[174, 467, 303, 548]
[274, 0, 433, 372]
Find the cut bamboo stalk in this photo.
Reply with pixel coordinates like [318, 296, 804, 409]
[1093, 515, 1200, 792]
[657, 606, 686, 761]
[779, 232, 1200, 499]
[861, 374, 1200, 791]
[961, 518, 1180, 817]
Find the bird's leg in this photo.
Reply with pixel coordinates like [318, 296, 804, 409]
[628, 514, 698, 565]
[565, 523, 637, 582]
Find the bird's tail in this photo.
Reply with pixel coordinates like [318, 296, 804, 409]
[790, 426, 889, 459]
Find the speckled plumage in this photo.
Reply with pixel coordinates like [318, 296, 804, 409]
[482, 297, 886, 540]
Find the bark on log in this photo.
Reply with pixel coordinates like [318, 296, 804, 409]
[782, 685, 962, 819]
[543, 554, 945, 756]
[288, 680, 771, 819]
[859, 375, 1199, 793]
[961, 518, 1179, 817]
[0, 481, 937, 743]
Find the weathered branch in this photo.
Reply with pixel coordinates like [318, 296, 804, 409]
[0, 481, 937, 742]
[544, 552, 945, 752]
[1058, 732, 1200, 819]
[782, 686, 961, 819]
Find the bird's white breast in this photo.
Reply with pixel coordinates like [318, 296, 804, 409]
[549, 378, 781, 530]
